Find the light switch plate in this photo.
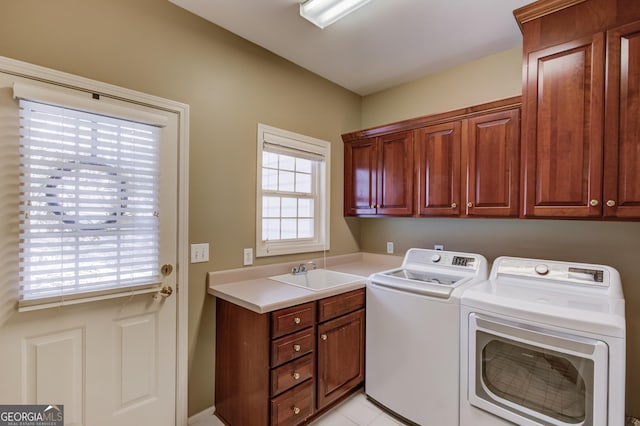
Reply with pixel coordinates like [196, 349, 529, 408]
[191, 243, 209, 263]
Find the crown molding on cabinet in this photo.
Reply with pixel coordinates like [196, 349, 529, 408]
[513, 0, 587, 32]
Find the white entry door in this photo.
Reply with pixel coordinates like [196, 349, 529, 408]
[0, 69, 181, 426]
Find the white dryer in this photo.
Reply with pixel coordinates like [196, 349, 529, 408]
[460, 256, 626, 426]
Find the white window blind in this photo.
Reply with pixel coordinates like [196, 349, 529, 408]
[18, 99, 161, 307]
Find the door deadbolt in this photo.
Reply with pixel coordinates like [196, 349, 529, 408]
[161, 264, 174, 276]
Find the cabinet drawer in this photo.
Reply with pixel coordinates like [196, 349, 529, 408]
[271, 353, 314, 396]
[271, 328, 314, 367]
[271, 302, 315, 338]
[318, 288, 365, 322]
[270, 380, 314, 426]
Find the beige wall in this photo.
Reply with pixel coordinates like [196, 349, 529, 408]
[0, 0, 362, 416]
[359, 52, 640, 416]
[361, 46, 523, 128]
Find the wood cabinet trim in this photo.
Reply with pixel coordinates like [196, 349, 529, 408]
[341, 96, 521, 142]
[513, 0, 587, 31]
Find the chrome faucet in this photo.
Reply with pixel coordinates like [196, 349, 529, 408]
[291, 261, 317, 275]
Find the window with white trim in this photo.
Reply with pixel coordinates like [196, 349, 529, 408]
[256, 124, 330, 257]
[17, 96, 163, 306]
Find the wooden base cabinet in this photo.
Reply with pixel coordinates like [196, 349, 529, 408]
[215, 289, 365, 426]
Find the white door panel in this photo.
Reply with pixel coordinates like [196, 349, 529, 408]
[0, 72, 179, 426]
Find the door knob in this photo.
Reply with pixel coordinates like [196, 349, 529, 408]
[154, 286, 174, 300]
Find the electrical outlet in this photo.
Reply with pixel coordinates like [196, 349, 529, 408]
[190, 243, 209, 263]
[243, 248, 253, 266]
[386, 241, 394, 254]
[434, 244, 444, 251]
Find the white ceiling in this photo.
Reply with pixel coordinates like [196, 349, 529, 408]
[168, 0, 534, 96]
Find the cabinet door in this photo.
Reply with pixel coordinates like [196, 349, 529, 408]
[344, 139, 376, 216]
[415, 122, 461, 216]
[604, 21, 640, 218]
[316, 310, 364, 410]
[522, 34, 605, 218]
[465, 109, 520, 217]
[377, 131, 414, 216]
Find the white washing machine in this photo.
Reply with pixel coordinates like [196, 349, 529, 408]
[460, 256, 626, 426]
[366, 248, 488, 425]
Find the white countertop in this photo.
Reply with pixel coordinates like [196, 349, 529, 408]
[207, 252, 402, 313]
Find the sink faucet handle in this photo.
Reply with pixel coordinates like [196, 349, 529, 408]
[306, 261, 317, 270]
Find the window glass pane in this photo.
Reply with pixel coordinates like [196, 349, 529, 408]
[281, 197, 297, 218]
[281, 219, 297, 239]
[263, 218, 280, 241]
[263, 151, 279, 168]
[295, 172, 311, 193]
[278, 170, 295, 192]
[262, 196, 281, 218]
[296, 158, 312, 173]
[298, 219, 314, 238]
[262, 168, 278, 191]
[298, 199, 313, 217]
[279, 154, 295, 171]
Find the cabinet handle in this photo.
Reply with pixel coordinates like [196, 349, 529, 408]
[292, 406, 301, 415]
[606, 200, 616, 207]
[467, 202, 473, 208]
[590, 199, 599, 207]
[320, 334, 327, 341]
[293, 317, 301, 324]
[377, 204, 381, 208]
[451, 203, 457, 209]
[370, 204, 375, 209]
[292, 372, 301, 380]
[293, 344, 301, 352]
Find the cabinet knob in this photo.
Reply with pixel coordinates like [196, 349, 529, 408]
[376, 204, 381, 208]
[293, 317, 301, 324]
[292, 372, 301, 380]
[451, 203, 457, 209]
[292, 407, 301, 415]
[467, 202, 473, 208]
[321, 334, 327, 341]
[590, 199, 599, 207]
[293, 344, 301, 352]
[370, 204, 375, 209]
[606, 200, 616, 207]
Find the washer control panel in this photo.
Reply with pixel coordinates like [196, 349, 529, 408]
[402, 248, 482, 270]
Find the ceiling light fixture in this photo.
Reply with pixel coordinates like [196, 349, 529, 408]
[300, 0, 373, 29]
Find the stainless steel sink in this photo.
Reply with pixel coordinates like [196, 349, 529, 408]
[269, 269, 363, 291]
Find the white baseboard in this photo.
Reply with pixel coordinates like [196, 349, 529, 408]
[188, 405, 216, 425]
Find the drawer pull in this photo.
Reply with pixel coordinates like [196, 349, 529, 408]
[292, 372, 301, 380]
[292, 406, 301, 415]
[293, 344, 301, 352]
[293, 317, 301, 324]
[320, 334, 327, 341]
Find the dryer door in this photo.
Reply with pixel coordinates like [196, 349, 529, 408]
[468, 314, 608, 426]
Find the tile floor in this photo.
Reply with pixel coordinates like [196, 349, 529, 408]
[191, 391, 408, 426]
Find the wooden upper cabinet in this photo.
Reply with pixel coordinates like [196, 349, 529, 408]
[415, 122, 461, 216]
[377, 132, 413, 216]
[344, 139, 376, 216]
[465, 109, 520, 217]
[343, 131, 413, 216]
[604, 21, 640, 218]
[521, 33, 605, 218]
